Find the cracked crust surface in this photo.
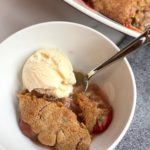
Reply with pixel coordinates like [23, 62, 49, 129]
[74, 93, 111, 133]
[91, 0, 150, 31]
[17, 91, 91, 150]
[92, 0, 137, 24]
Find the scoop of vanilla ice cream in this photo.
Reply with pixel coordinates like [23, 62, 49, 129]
[22, 49, 76, 98]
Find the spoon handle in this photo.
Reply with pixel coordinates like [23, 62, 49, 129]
[87, 28, 150, 79]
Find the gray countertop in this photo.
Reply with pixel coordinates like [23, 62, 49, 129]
[0, 0, 150, 149]
[116, 37, 150, 150]
[0, 0, 124, 43]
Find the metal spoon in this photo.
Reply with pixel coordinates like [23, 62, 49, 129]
[80, 26, 150, 91]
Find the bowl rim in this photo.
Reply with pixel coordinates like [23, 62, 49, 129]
[64, 0, 141, 37]
[0, 21, 137, 150]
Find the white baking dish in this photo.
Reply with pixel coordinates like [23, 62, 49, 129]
[64, 0, 140, 37]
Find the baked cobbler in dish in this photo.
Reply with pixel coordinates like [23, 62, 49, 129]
[84, 0, 150, 31]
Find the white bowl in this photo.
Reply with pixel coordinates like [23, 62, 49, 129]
[64, 0, 140, 37]
[0, 22, 136, 150]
